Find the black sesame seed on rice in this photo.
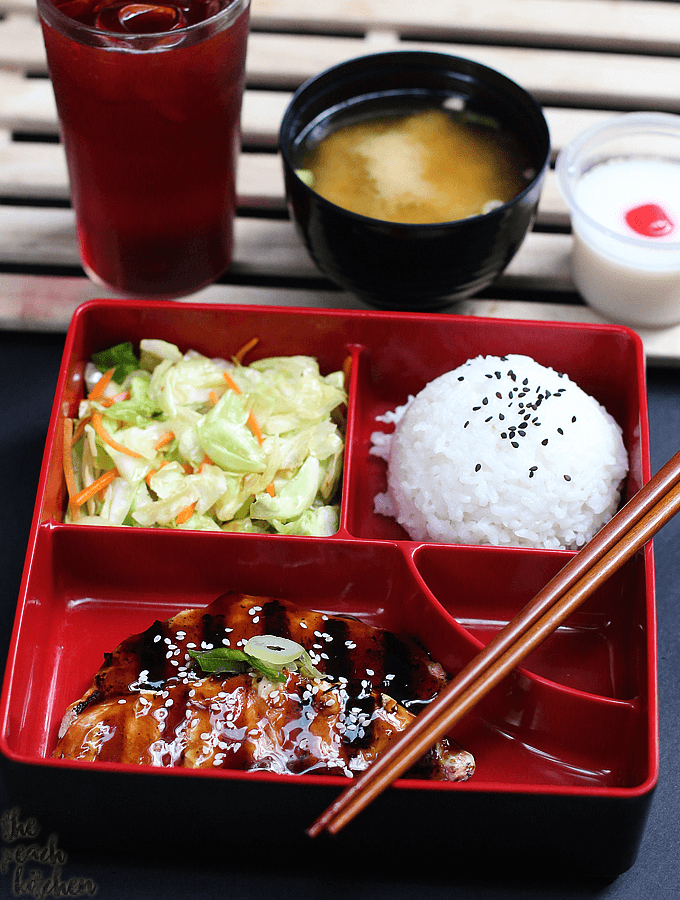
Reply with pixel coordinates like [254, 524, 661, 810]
[511, 441, 519, 448]
[557, 427, 564, 435]
[564, 474, 572, 481]
[475, 463, 482, 472]
[541, 438, 548, 446]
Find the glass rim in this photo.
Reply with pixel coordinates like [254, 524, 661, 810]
[37, 0, 250, 44]
[555, 111, 680, 252]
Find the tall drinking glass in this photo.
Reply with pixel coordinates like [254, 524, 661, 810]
[37, 0, 250, 297]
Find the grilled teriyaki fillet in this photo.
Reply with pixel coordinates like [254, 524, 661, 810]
[53, 592, 475, 780]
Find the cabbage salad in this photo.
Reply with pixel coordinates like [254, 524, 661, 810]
[62, 339, 347, 535]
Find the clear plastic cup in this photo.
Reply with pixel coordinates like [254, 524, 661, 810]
[556, 112, 680, 328]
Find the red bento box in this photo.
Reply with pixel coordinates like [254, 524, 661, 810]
[0, 299, 657, 878]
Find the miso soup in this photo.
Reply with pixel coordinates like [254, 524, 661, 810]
[294, 97, 534, 224]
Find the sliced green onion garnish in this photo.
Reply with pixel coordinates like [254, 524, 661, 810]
[244, 635, 306, 666]
[295, 168, 315, 188]
[189, 634, 325, 682]
[296, 648, 324, 680]
[187, 647, 250, 674]
[188, 647, 286, 682]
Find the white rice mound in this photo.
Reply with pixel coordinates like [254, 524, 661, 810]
[370, 354, 628, 550]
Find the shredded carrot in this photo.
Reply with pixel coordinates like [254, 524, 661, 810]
[266, 482, 275, 498]
[209, 389, 220, 406]
[100, 390, 130, 408]
[223, 369, 263, 444]
[146, 460, 172, 485]
[71, 415, 92, 446]
[154, 431, 175, 450]
[233, 336, 259, 364]
[182, 462, 193, 474]
[88, 367, 115, 401]
[222, 371, 241, 394]
[247, 411, 264, 445]
[342, 354, 352, 389]
[197, 454, 214, 473]
[62, 418, 80, 520]
[176, 501, 197, 525]
[71, 467, 119, 507]
[91, 412, 144, 459]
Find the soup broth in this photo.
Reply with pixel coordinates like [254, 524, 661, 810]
[295, 98, 533, 224]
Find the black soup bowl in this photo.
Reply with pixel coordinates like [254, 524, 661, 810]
[279, 51, 551, 311]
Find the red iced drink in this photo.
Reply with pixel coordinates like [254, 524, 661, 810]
[38, 0, 250, 296]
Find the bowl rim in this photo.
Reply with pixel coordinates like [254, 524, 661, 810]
[37, 0, 249, 46]
[279, 48, 551, 231]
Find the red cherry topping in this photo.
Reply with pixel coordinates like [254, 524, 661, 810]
[624, 203, 675, 238]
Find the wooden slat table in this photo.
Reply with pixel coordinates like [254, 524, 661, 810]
[1, 0, 680, 363]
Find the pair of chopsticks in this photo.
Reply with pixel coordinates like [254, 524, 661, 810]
[308, 448, 680, 839]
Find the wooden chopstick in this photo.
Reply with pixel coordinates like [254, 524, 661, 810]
[308, 448, 680, 838]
